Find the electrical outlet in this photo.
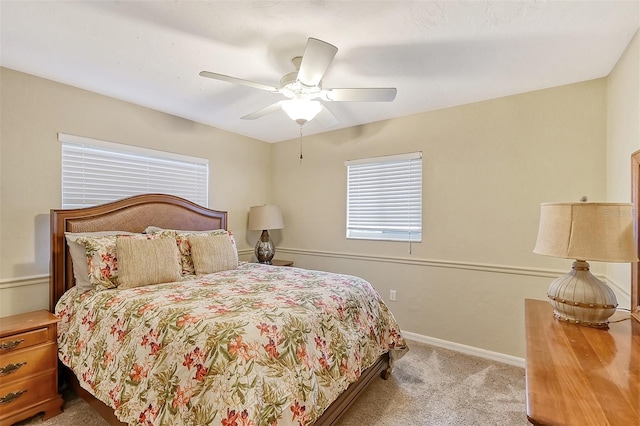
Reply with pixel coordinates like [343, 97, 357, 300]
[389, 290, 397, 301]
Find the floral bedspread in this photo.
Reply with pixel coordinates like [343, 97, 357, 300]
[55, 263, 407, 426]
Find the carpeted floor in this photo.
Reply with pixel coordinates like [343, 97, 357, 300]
[17, 340, 527, 425]
[336, 340, 527, 425]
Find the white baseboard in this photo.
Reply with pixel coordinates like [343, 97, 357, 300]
[401, 330, 525, 368]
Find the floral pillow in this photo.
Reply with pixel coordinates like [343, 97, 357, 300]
[74, 233, 175, 289]
[65, 231, 136, 292]
[144, 227, 237, 275]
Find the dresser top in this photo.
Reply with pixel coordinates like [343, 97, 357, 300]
[525, 299, 640, 426]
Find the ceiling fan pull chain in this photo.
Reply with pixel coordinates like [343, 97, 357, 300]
[299, 125, 304, 163]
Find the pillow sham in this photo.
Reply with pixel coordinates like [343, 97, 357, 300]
[65, 231, 135, 292]
[116, 236, 182, 289]
[189, 233, 239, 274]
[144, 227, 237, 275]
[73, 233, 169, 289]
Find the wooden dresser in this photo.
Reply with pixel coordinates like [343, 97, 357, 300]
[524, 299, 639, 425]
[0, 310, 63, 425]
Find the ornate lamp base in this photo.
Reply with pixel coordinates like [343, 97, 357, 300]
[547, 260, 617, 328]
[255, 229, 275, 264]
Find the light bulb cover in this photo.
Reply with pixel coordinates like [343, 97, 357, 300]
[280, 99, 322, 123]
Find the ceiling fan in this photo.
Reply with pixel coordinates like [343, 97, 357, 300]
[199, 37, 397, 127]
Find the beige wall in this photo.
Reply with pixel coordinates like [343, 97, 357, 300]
[606, 29, 640, 298]
[272, 79, 608, 358]
[0, 67, 270, 316]
[1, 30, 637, 358]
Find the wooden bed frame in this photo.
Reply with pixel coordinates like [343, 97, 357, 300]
[50, 193, 390, 425]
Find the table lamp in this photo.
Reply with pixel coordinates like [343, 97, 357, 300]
[248, 205, 284, 264]
[533, 202, 638, 328]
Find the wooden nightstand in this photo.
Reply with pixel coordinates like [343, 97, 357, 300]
[0, 310, 63, 425]
[271, 259, 293, 267]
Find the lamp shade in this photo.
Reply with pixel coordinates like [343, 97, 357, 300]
[534, 202, 638, 263]
[248, 205, 284, 231]
[280, 99, 322, 123]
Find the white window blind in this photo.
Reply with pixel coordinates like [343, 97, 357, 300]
[346, 152, 422, 242]
[60, 133, 208, 209]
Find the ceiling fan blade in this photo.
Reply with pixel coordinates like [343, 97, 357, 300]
[297, 38, 338, 87]
[315, 105, 340, 128]
[241, 103, 282, 120]
[324, 88, 397, 102]
[199, 71, 279, 92]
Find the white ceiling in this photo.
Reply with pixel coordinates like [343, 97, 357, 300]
[1, 1, 639, 143]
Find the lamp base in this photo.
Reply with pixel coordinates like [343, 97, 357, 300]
[255, 229, 275, 264]
[547, 260, 617, 328]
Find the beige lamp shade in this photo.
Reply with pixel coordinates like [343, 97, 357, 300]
[248, 205, 284, 231]
[534, 202, 638, 263]
[534, 202, 638, 328]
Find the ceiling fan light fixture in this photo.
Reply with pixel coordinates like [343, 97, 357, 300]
[200, 37, 397, 130]
[280, 99, 322, 124]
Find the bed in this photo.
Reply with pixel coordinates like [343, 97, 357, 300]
[50, 193, 407, 425]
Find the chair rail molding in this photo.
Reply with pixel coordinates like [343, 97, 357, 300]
[0, 275, 50, 317]
[277, 247, 631, 296]
[0, 274, 49, 290]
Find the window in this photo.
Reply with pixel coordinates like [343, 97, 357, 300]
[60, 133, 208, 209]
[346, 152, 422, 242]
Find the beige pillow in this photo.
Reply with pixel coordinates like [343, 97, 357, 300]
[144, 227, 237, 275]
[189, 233, 239, 275]
[116, 236, 182, 289]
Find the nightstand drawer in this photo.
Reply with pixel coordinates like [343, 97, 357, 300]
[0, 327, 49, 354]
[0, 342, 57, 385]
[0, 311, 62, 424]
[0, 370, 58, 416]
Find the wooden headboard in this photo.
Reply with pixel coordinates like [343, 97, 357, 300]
[50, 193, 227, 311]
